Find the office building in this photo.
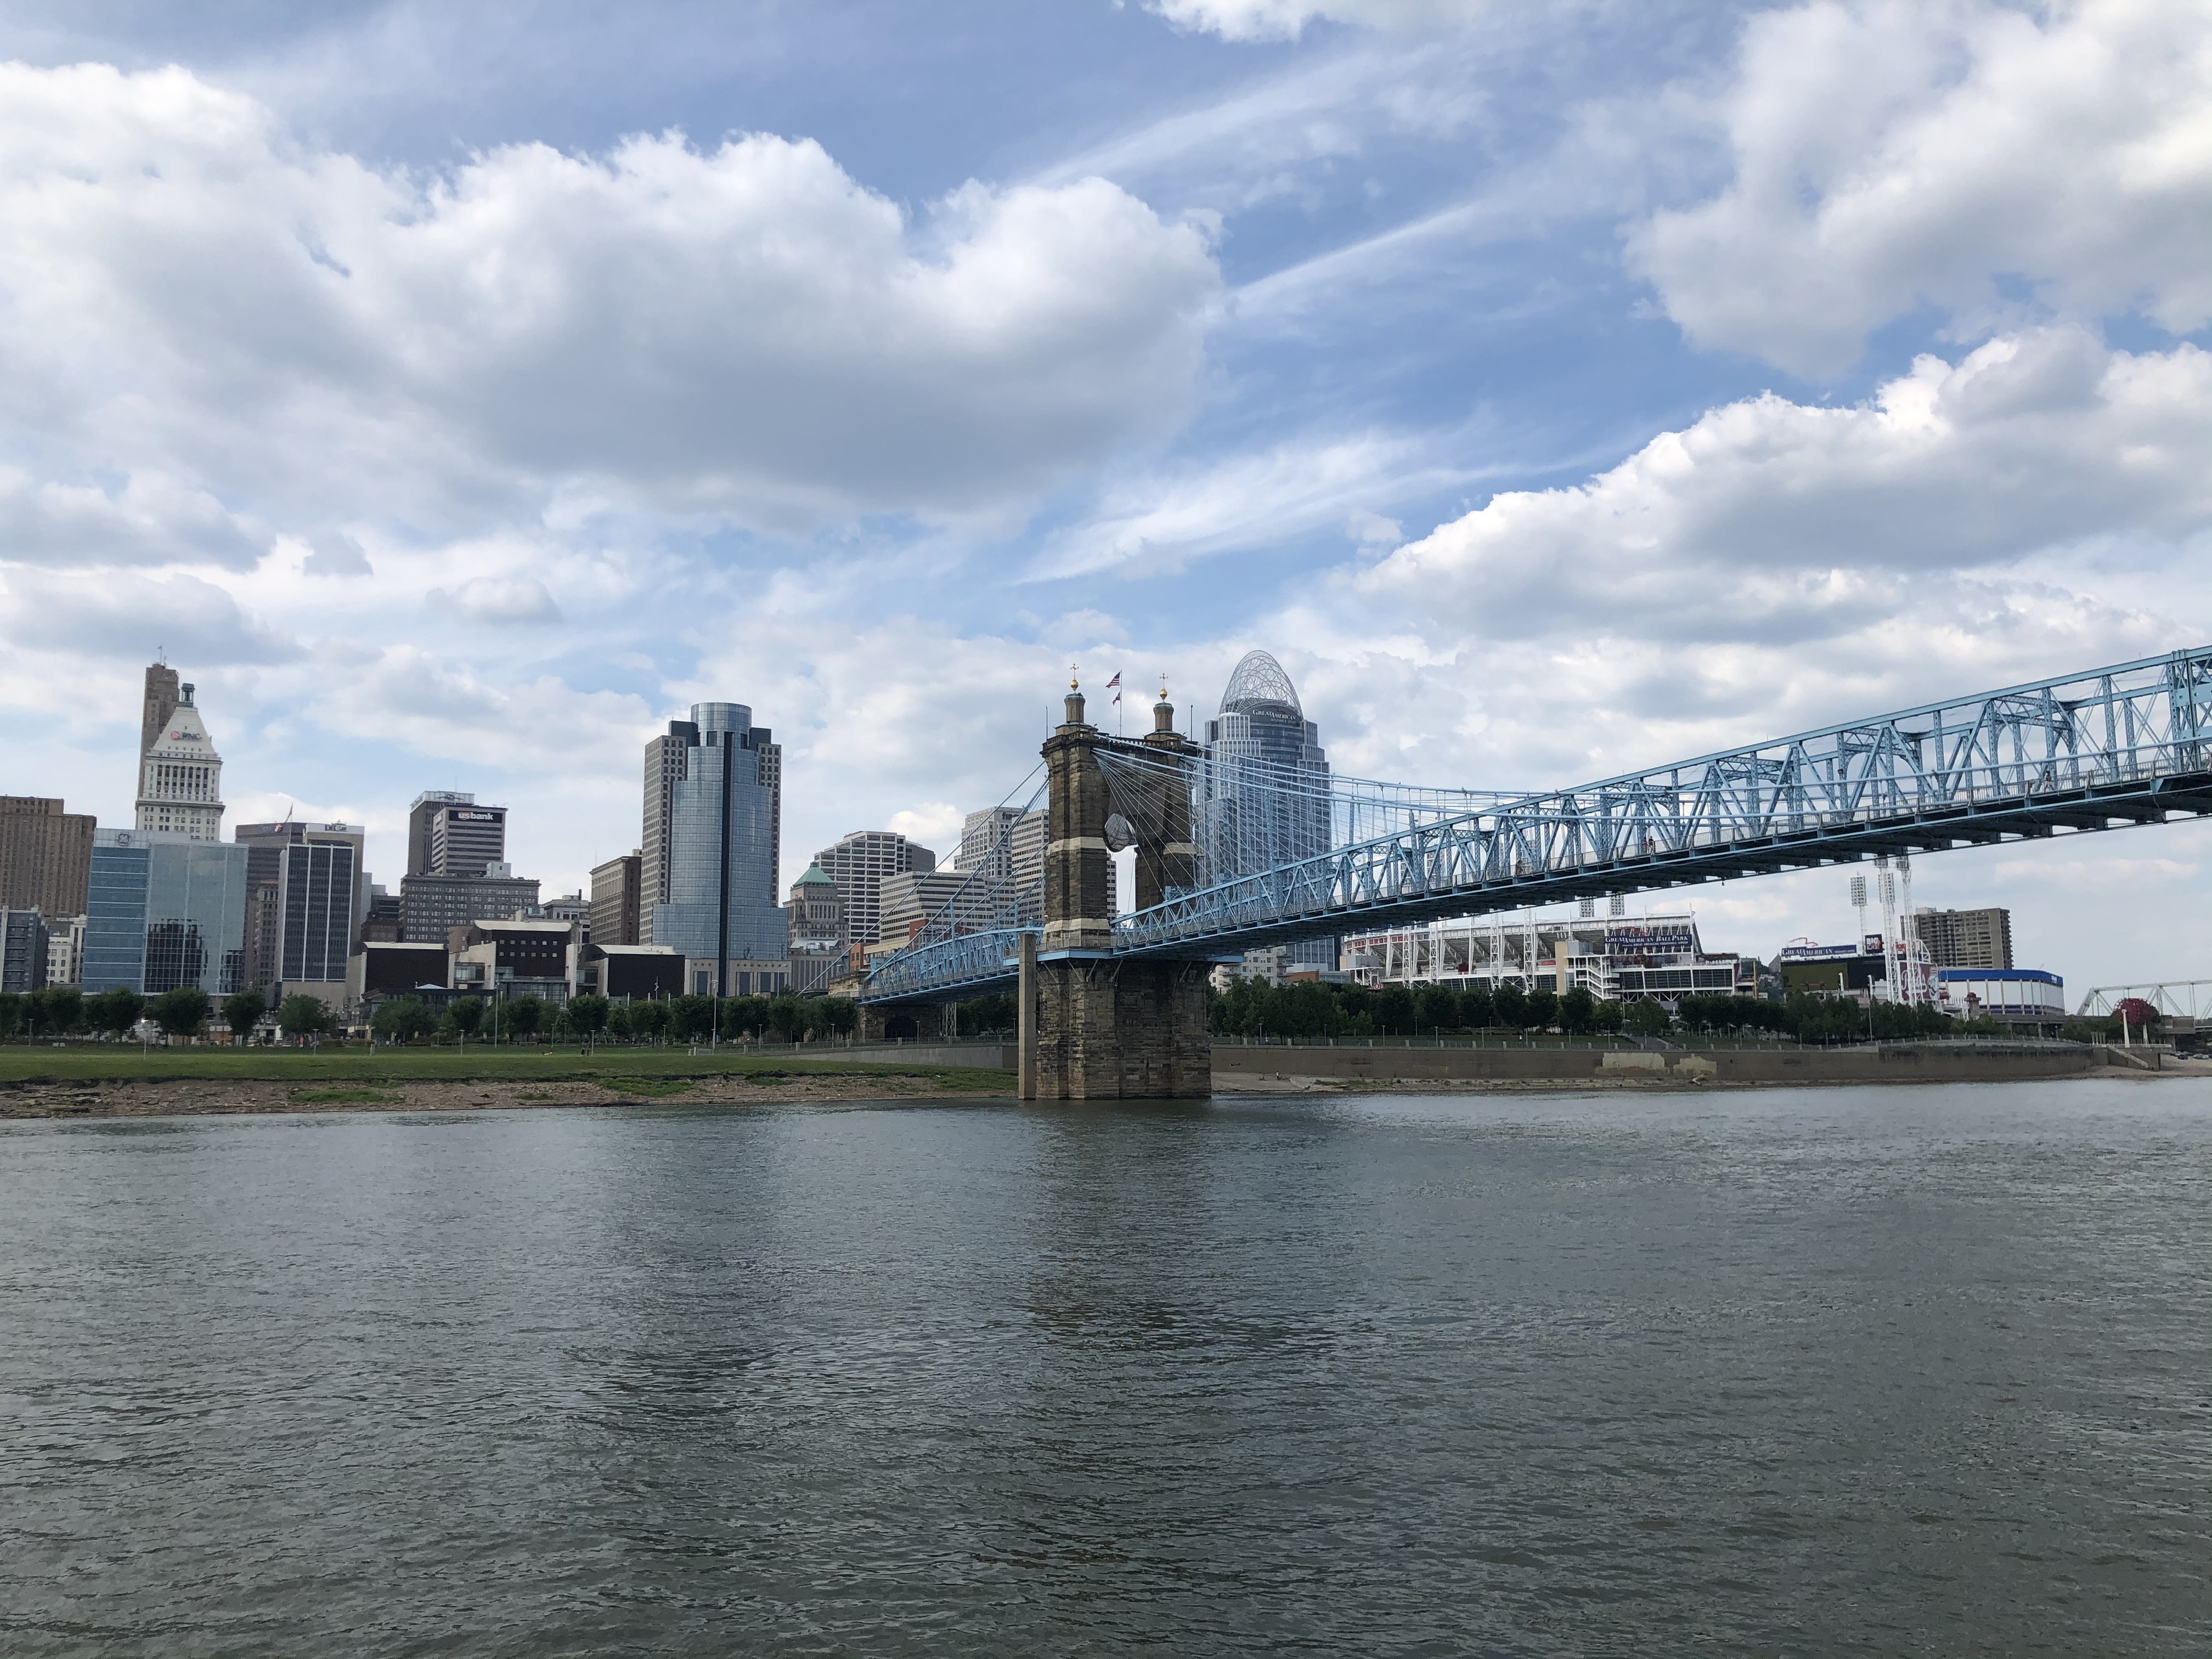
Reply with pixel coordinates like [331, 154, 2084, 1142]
[787, 863, 843, 952]
[1205, 650, 1334, 972]
[133, 673, 226, 842]
[578, 943, 686, 1001]
[1914, 906, 2013, 971]
[359, 885, 402, 944]
[590, 851, 642, 946]
[407, 792, 506, 878]
[449, 918, 577, 1006]
[1, 796, 95, 918]
[878, 868, 975, 943]
[399, 871, 540, 943]
[540, 891, 591, 926]
[642, 714, 780, 945]
[648, 702, 786, 996]
[0, 909, 49, 994]
[43, 913, 85, 986]
[958, 806, 1025, 882]
[234, 821, 364, 998]
[813, 830, 936, 946]
[82, 828, 249, 995]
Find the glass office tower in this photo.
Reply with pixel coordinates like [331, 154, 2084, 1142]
[650, 702, 786, 995]
[1203, 651, 1336, 972]
[82, 828, 248, 995]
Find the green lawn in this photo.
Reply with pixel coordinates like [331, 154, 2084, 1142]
[0, 1042, 1013, 1093]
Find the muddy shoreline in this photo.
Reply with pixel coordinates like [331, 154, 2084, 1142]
[4, 1062, 2203, 1120]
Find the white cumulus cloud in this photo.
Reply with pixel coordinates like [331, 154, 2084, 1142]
[0, 61, 1222, 551]
[1632, 0, 2212, 375]
[1363, 329, 2212, 641]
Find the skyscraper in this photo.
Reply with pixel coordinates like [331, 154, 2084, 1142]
[0, 796, 94, 918]
[649, 702, 786, 995]
[812, 830, 936, 945]
[641, 715, 780, 946]
[1204, 650, 1334, 971]
[234, 821, 364, 996]
[407, 792, 506, 878]
[82, 829, 249, 996]
[134, 673, 225, 842]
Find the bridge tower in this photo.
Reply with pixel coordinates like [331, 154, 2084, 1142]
[1022, 676, 1211, 1099]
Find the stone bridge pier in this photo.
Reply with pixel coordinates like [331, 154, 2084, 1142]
[1020, 678, 1211, 1099]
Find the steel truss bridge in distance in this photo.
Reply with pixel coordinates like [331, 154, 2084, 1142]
[861, 646, 2212, 1005]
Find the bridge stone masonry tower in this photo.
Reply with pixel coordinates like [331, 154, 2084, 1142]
[1022, 674, 1212, 1099]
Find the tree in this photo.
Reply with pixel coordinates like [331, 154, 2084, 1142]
[0, 991, 20, 1041]
[1413, 983, 1459, 1034]
[1560, 986, 1595, 1034]
[1525, 985, 1559, 1029]
[1492, 979, 1527, 1030]
[1374, 984, 1414, 1035]
[1460, 983, 1496, 1030]
[630, 998, 672, 1045]
[371, 996, 435, 1043]
[606, 1001, 635, 1042]
[88, 986, 144, 1038]
[667, 994, 715, 1042]
[502, 994, 546, 1041]
[449, 996, 484, 1041]
[149, 986, 211, 1039]
[222, 989, 267, 1042]
[1625, 999, 1672, 1038]
[567, 993, 610, 1043]
[27, 986, 83, 1037]
[277, 992, 333, 1039]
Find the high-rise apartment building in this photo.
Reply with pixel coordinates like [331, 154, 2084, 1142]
[82, 828, 249, 995]
[812, 830, 936, 945]
[590, 851, 642, 946]
[1914, 906, 2013, 971]
[234, 821, 364, 996]
[134, 673, 225, 841]
[0, 796, 95, 918]
[648, 702, 786, 995]
[1205, 651, 1333, 972]
[641, 714, 780, 945]
[407, 792, 506, 878]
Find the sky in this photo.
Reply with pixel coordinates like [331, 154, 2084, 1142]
[3, 0, 2210, 991]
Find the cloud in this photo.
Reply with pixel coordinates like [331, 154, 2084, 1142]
[1033, 431, 1483, 578]
[301, 531, 372, 577]
[0, 61, 1222, 548]
[1149, 0, 1493, 43]
[1362, 329, 2212, 642]
[0, 468, 264, 568]
[0, 569, 300, 664]
[425, 576, 563, 625]
[1631, 0, 2212, 375]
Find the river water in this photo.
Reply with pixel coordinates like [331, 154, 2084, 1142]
[4, 1083, 2210, 1657]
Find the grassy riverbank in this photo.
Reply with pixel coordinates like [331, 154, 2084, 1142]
[0, 1042, 1013, 1094]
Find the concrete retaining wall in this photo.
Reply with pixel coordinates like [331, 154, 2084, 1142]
[1213, 1042, 2097, 1087]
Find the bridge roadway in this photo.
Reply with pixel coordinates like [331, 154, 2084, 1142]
[860, 646, 2212, 1006]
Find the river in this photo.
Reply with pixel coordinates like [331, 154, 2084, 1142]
[4, 1082, 2209, 1656]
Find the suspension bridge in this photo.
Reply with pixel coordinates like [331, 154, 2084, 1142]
[859, 646, 2212, 1098]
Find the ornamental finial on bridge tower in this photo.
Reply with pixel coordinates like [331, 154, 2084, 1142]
[1154, 673, 1175, 734]
[1064, 664, 1086, 727]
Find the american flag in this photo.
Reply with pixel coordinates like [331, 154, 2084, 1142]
[1107, 671, 1121, 703]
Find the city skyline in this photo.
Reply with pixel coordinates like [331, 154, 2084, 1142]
[3, 5, 2208, 990]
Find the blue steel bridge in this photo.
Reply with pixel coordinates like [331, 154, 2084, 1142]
[860, 646, 2212, 1006]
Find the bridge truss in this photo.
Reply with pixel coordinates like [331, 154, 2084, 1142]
[862, 647, 2212, 1004]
